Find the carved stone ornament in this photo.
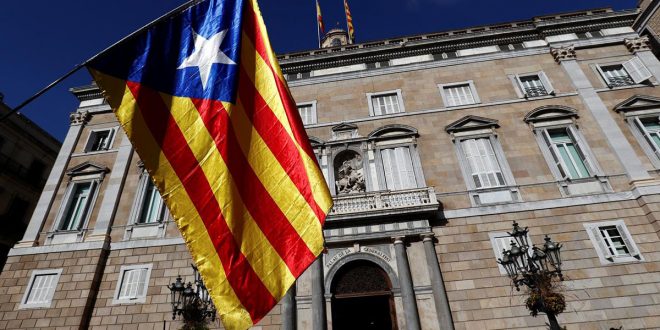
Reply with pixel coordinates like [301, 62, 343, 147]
[69, 111, 91, 125]
[550, 45, 576, 63]
[334, 151, 366, 194]
[624, 36, 651, 53]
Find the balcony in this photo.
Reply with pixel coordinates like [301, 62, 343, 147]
[327, 187, 440, 221]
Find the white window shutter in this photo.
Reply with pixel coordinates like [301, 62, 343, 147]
[539, 71, 555, 95]
[623, 57, 652, 84]
[615, 223, 640, 258]
[542, 130, 569, 180]
[514, 75, 526, 97]
[591, 226, 613, 261]
[381, 149, 395, 189]
[567, 126, 596, 176]
[634, 117, 660, 159]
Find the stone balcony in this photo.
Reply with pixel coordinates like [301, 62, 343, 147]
[327, 187, 440, 222]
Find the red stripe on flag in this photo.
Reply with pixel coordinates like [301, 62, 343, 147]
[189, 97, 317, 277]
[236, 67, 327, 223]
[242, 4, 319, 166]
[126, 81, 276, 322]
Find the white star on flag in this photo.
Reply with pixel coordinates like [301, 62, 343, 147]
[178, 29, 236, 90]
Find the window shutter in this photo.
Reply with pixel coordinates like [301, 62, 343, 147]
[567, 126, 596, 176]
[77, 181, 96, 230]
[615, 223, 640, 258]
[137, 268, 148, 297]
[541, 129, 569, 180]
[623, 57, 652, 84]
[514, 75, 527, 97]
[539, 71, 555, 95]
[634, 117, 660, 160]
[590, 226, 613, 261]
[461, 140, 481, 188]
[381, 149, 396, 190]
[105, 129, 116, 150]
[396, 147, 417, 189]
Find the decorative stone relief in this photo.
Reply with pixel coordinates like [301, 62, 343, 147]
[69, 111, 91, 126]
[550, 45, 576, 63]
[624, 36, 651, 53]
[334, 151, 366, 194]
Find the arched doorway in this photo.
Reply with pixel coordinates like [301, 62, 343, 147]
[331, 260, 398, 330]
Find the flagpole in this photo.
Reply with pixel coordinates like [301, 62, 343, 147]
[0, 0, 203, 122]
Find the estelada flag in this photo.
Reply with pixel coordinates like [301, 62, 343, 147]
[316, 0, 325, 33]
[344, 0, 355, 42]
[86, 0, 333, 329]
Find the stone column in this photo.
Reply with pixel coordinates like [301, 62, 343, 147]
[88, 132, 134, 241]
[393, 236, 421, 330]
[551, 45, 652, 182]
[16, 111, 90, 247]
[311, 256, 326, 330]
[421, 233, 454, 330]
[625, 36, 660, 79]
[282, 284, 297, 330]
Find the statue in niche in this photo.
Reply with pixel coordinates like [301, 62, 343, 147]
[334, 151, 365, 194]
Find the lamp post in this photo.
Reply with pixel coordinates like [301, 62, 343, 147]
[497, 222, 564, 330]
[167, 264, 217, 324]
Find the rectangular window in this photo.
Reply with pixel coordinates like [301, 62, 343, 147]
[371, 93, 402, 116]
[20, 269, 62, 309]
[59, 182, 95, 231]
[600, 64, 635, 87]
[114, 264, 152, 304]
[297, 104, 316, 125]
[442, 84, 477, 107]
[516, 72, 554, 98]
[85, 128, 116, 152]
[460, 138, 506, 189]
[380, 147, 417, 190]
[635, 117, 660, 159]
[138, 180, 164, 224]
[542, 128, 590, 180]
[585, 221, 641, 264]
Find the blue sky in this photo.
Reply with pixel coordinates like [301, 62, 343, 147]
[0, 0, 636, 141]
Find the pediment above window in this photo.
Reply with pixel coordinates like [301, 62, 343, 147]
[445, 115, 499, 134]
[331, 123, 360, 141]
[613, 95, 660, 113]
[66, 161, 110, 179]
[524, 105, 578, 124]
[368, 124, 418, 139]
[309, 136, 325, 147]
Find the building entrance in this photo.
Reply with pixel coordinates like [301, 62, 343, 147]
[331, 260, 398, 330]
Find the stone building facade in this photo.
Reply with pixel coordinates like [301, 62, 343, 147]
[0, 99, 60, 270]
[2, 6, 660, 330]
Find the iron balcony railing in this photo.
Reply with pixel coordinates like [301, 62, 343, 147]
[524, 86, 549, 98]
[606, 76, 635, 88]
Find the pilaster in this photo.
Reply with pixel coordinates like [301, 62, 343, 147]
[393, 236, 421, 330]
[551, 45, 652, 182]
[15, 111, 90, 247]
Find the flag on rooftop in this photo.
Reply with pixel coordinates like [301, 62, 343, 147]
[344, 0, 355, 42]
[86, 0, 333, 328]
[317, 0, 325, 34]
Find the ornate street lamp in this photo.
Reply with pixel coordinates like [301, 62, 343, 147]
[497, 222, 565, 330]
[167, 265, 217, 324]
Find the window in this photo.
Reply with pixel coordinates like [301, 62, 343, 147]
[439, 82, 479, 107]
[368, 91, 404, 116]
[297, 102, 317, 125]
[380, 147, 417, 190]
[85, 128, 116, 152]
[460, 138, 506, 189]
[20, 269, 62, 309]
[584, 220, 642, 264]
[541, 127, 591, 180]
[515, 72, 554, 98]
[58, 181, 96, 231]
[137, 179, 164, 224]
[597, 58, 652, 88]
[633, 116, 660, 160]
[113, 264, 152, 304]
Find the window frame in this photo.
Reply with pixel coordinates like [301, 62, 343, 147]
[84, 127, 118, 153]
[512, 71, 555, 99]
[438, 81, 480, 108]
[624, 112, 660, 168]
[296, 101, 318, 126]
[19, 269, 63, 309]
[366, 89, 406, 116]
[595, 58, 652, 88]
[53, 180, 100, 233]
[534, 125, 601, 182]
[378, 145, 419, 191]
[112, 264, 153, 305]
[584, 220, 643, 265]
